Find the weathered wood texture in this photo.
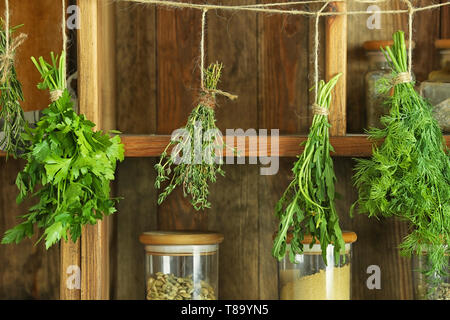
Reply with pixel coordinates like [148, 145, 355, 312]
[0, 159, 60, 299]
[110, 0, 446, 300]
[0, 0, 64, 112]
[0, 0, 63, 300]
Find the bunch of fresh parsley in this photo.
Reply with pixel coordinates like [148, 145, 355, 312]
[1, 52, 124, 249]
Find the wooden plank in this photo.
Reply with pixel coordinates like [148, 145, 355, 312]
[60, 240, 81, 300]
[78, 0, 108, 300]
[206, 0, 259, 300]
[0, 159, 60, 299]
[0, 0, 63, 112]
[326, 1, 347, 136]
[111, 1, 158, 300]
[156, 3, 202, 230]
[120, 134, 450, 158]
[259, 0, 311, 134]
[441, 0, 450, 38]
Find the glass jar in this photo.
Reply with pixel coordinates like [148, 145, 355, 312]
[278, 231, 357, 300]
[364, 40, 393, 129]
[412, 250, 449, 300]
[139, 231, 223, 300]
[419, 39, 450, 133]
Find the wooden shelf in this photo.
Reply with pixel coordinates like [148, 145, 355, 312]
[2, 135, 448, 158]
[121, 134, 450, 158]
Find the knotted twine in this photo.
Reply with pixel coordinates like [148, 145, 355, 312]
[198, 9, 237, 109]
[0, 0, 27, 84]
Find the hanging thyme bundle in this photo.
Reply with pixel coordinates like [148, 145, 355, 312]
[155, 62, 236, 210]
[272, 74, 345, 264]
[0, 21, 27, 157]
[352, 31, 450, 289]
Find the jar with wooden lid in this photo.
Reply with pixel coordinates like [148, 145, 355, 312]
[139, 231, 223, 300]
[412, 248, 449, 300]
[277, 231, 357, 300]
[363, 40, 415, 129]
[419, 39, 450, 133]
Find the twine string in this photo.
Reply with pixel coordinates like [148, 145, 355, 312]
[314, 0, 331, 102]
[50, 89, 64, 102]
[200, 8, 207, 90]
[393, 72, 412, 86]
[62, 0, 67, 87]
[312, 103, 329, 116]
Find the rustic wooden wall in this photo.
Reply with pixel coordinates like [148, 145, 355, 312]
[110, 0, 448, 300]
[0, 0, 63, 300]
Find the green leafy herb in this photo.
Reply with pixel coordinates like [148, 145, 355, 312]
[155, 62, 232, 210]
[351, 31, 450, 290]
[1, 51, 124, 249]
[0, 21, 27, 157]
[272, 74, 345, 264]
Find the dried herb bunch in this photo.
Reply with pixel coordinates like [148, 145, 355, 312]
[272, 74, 345, 264]
[155, 63, 232, 210]
[0, 21, 27, 157]
[352, 31, 450, 286]
[1, 52, 124, 248]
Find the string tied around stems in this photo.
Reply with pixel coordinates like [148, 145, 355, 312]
[312, 103, 329, 116]
[393, 72, 412, 86]
[50, 89, 64, 102]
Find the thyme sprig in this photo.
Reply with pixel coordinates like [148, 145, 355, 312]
[155, 63, 231, 210]
[272, 74, 345, 264]
[0, 21, 26, 157]
[352, 31, 450, 289]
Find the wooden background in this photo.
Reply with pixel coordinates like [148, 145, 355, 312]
[0, 0, 449, 300]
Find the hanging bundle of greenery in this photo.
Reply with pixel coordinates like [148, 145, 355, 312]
[155, 62, 236, 211]
[272, 74, 345, 264]
[1, 52, 124, 249]
[352, 31, 449, 287]
[0, 21, 27, 157]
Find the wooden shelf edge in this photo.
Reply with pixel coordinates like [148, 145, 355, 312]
[121, 134, 450, 158]
[2, 135, 449, 158]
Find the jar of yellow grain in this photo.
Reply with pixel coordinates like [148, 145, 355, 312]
[278, 231, 357, 300]
[139, 231, 223, 300]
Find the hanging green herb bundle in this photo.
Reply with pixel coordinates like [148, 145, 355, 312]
[0, 21, 27, 157]
[155, 62, 236, 211]
[1, 52, 124, 249]
[272, 74, 345, 264]
[352, 31, 450, 285]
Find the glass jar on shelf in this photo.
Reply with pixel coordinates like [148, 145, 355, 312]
[419, 39, 450, 133]
[412, 248, 449, 300]
[277, 231, 357, 300]
[139, 231, 223, 300]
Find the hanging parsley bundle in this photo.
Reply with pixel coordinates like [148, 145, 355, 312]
[155, 62, 236, 210]
[0, 21, 27, 157]
[1, 52, 124, 249]
[272, 74, 345, 264]
[352, 31, 450, 285]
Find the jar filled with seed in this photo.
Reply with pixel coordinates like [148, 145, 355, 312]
[419, 39, 450, 133]
[139, 231, 223, 300]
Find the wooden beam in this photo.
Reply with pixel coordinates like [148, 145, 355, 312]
[121, 134, 450, 158]
[326, 1, 347, 136]
[78, 0, 109, 300]
[60, 240, 81, 299]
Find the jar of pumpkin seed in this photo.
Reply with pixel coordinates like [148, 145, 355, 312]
[419, 39, 450, 133]
[139, 231, 223, 300]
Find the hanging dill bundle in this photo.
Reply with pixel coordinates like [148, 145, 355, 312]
[352, 31, 450, 290]
[155, 62, 237, 211]
[0, 21, 27, 157]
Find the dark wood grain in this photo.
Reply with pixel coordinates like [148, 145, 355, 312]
[206, 0, 260, 299]
[0, 159, 59, 299]
[259, 0, 311, 135]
